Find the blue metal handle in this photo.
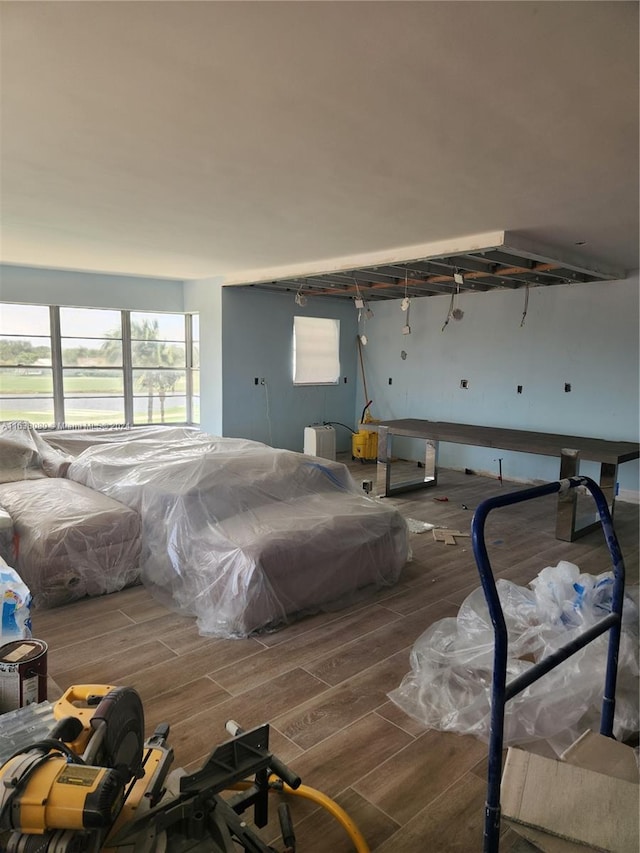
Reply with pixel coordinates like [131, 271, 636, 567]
[471, 476, 625, 853]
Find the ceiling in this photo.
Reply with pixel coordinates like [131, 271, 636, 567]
[1, 2, 638, 291]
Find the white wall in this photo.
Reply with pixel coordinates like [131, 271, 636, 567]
[0, 264, 184, 311]
[183, 277, 224, 436]
[357, 274, 640, 493]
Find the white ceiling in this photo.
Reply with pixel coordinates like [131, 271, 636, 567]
[1, 1, 638, 283]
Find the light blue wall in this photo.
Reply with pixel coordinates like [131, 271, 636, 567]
[356, 274, 640, 493]
[0, 264, 184, 311]
[184, 276, 224, 436]
[221, 287, 358, 452]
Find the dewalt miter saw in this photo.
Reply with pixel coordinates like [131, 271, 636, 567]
[0, 684, 369, 853]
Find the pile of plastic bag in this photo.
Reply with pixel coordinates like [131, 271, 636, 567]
[0, 558, 32, 643]
[389, 561, 639, 751]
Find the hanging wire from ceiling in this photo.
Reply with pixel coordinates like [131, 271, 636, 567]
[520, 284, 530, 327]
[294, 285, 307, 307]
[451, 271, 465, 321]
[441, 291, 455, 332]
[401, 269, 411, 335]
[354, 277, 364, 317]
[442, 270, 464, 331]
[354, 277, 372, 344]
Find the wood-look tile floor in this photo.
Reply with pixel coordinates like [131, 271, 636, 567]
[32, 459, 639, 852]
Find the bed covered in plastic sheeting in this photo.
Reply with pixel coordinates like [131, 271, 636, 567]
[0, 423, 141, 608]
[0, 479, 142, 609]
[65, 429, 410, 638]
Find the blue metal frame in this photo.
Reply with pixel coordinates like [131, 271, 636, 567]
[471, 476, 625, 853]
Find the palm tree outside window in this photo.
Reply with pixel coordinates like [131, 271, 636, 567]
[103, 315, 187, 425]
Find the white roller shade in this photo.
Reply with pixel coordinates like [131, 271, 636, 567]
[293, 316, 340, 385]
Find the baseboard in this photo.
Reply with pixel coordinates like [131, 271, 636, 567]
[454, 466, 537, 486]
[456, 470, 640, 504]
[617, 489, 640, 505]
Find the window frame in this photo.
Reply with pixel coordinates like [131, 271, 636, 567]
[0, 304, 56, 426]
[0, 304, 200, 429]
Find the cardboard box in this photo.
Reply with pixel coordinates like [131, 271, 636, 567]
[560, 730, 639, 783]
[501, 733, 639, 852]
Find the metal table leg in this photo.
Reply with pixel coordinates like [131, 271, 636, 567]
[375, 427, 439, 497]
[557, 450, 619, 541]
[556, 449, 579, 540]
[376, 426, 392, 496]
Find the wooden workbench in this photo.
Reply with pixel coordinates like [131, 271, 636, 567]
[367, 418, 639, 541]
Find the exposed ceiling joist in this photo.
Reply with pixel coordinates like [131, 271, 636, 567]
[237, 231, 626, 303]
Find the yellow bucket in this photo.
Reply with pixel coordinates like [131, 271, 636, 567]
[352, 428, 378, 461]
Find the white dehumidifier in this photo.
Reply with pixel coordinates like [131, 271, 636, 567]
[303, 425, 336, 461]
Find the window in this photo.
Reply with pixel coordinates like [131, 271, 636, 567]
[190, 314, 200, 424]
[60, 308, 125, 426]
[131, 312, 187, 425]
[293, 316, 340, 385]
[0, 304, 199, 428]
[0, 304, 55, 426]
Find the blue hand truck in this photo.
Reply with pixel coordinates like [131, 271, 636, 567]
[471, 476, 626, 853]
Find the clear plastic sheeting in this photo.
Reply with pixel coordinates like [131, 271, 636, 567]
[65, 429, 410, 637]
[42, 425, 199, 458]
[0, 421, 72, 481]
[0, 479, 141, 609]
[405, 518, 437, 534]
[0, 702, 55, 764]
[389, 562, 639, 750]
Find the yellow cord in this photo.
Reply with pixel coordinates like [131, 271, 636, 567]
[228, 777, 371, 852]
[277, 780, 370, 853]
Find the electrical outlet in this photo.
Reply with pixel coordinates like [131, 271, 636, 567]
[517, 385, 523, 394]
[260, 378, 266, 385]
[460, 379, 469, 389]
[564, 382, 571, 393]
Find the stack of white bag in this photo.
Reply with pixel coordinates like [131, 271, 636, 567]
[389, 561, 639, 751]
[0, 556, 32, 643]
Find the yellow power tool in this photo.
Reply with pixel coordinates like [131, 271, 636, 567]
[0, 684, 371, 853]
[0, 684, 148, 852]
